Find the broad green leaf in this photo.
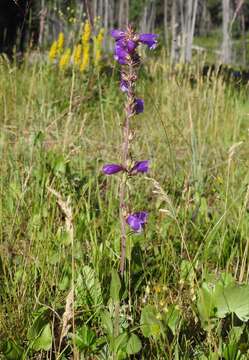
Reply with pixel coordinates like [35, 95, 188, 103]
[214, 283, 249, 321]
[126, 334, 142, 355]
[197, 283, 217, 329]
[101, 310, 113, 337]
[110, 270, 121, 303]
[73, 325, 96, 350]
[163, 305, 181, 335]
[27, 308, 49, 340]
[140, 304, 162, 338]
[112, 332, 128, 354]
[32, 323, 52, 351]
[76, 266, 103, 308]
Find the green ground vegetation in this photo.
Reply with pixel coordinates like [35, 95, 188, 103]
[1, 51, 249, 359]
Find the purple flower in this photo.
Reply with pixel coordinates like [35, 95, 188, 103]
[111, 29, 126, 41]
[139, 34, 158, 49]
[103, 163, 124, 175]
[126, 211, 148, 233]
[114, 44, 129, 64]
[127, 40, 137, 53]
[134, 98, 144, 114]
[120, 79, 129, 92]
[130, 160, 149, 174]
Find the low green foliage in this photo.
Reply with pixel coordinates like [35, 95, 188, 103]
[1, 53, 249, 359]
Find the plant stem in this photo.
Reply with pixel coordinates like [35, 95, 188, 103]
[119, 60, 136, 277]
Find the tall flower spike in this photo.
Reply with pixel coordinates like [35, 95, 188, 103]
[108, 26, 157, 275]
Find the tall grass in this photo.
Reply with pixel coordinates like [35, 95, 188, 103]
[1, 52, 249, 358]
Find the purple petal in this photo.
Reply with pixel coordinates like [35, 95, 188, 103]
[114, 56, 128, 65]
[126, 211, 148, 233]
[120, 79, 129, 92]
[133, 211, 148, 223]
[114, 44, 129, 64]
[127, 40, 137, 53]
[127, 215, 143, 232]
[131, 160, 149, 174]
[102, 163, 123, 175]
[139, 33, 158, 49]
[134, 98, 144, 114]
[111, 29, 126, 40]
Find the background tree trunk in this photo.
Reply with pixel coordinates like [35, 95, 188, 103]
[185, 0, 198, 62]
[221, 0, 232, 64]
[171, 0, 181, 63]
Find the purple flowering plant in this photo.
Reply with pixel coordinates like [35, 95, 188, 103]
[102, 25, 157, 276]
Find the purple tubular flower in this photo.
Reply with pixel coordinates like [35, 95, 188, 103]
[131, 160, 149, 174]
[114, 44, 129, 64]
[103, 163, 123, 175]
[126, 211, 148, 233]
[139, 33, 158, 49]
[127, 40, 137, 53]
[111, 29, 126, 40]
[134, 98, 144, 114]
[120, 79, 129, 92]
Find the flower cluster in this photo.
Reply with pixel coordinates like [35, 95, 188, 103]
[48, 21, 105, 72]
[103, 160, 149, 176]
[48, 32, 64, 62]
[111, 29, 158, 65]
[102, 27, 157, 235]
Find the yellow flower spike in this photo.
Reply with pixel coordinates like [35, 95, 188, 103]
[73, 44, 82, 66]
[57, 32, 65, 53]
[59, 48, 71, 71]
[81, 20, 91, 45]
[80, 20, 91, 72]
[80, 45, 89, 72]
[49, 40, 58, 62]
[94, 28, 105, 67]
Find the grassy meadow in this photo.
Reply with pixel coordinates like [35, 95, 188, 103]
[1, 51, 249, 359]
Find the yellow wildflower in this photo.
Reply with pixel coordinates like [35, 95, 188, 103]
[73, 44, 82, 66]
[81, 20, 91, 45]
[80, 45, 89, 72]
[80, 20, 91, 72]
[57, 32, 65, 53]
[94, 28, 104, 67]
[49, 41, 58, 62]
[59, 48, 71, 71]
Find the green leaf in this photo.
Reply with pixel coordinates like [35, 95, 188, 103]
[32, 323, 52, 351]
[112, 332, 128, 354]
[110, 269, 121, 303]
[75, 265, 103, 308]
[197, 283, 217, 329]
[27, 308, 49, 340]
[140, 304, 162, 338]
[101, 310, 113, 337]
[163, 305, 181, 335]
[214, 283, 249, 321]
[72, 325, 96, 351]
[126, 334, 142, 355]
